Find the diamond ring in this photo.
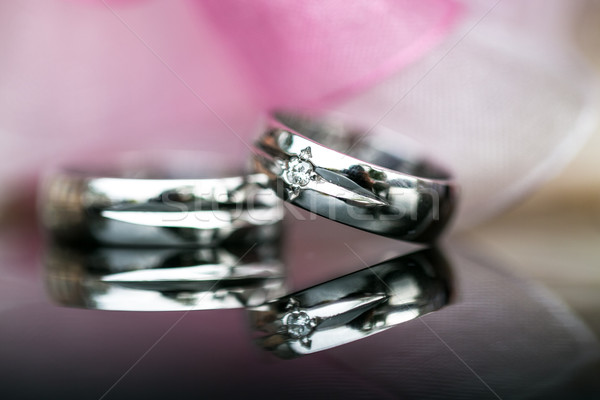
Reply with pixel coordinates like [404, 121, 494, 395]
[253, 113, 458, 242]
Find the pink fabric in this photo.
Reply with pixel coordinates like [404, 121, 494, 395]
[197, 0, 460, 108]
[0, 0, 460, 207]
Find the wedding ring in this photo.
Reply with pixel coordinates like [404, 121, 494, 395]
[39, 151, 283, 246]
[249, 248, 451, 358]
[253, 113, 457, 242]
[44, 241, 285, 311]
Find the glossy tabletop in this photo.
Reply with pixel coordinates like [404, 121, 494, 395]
[0, 209, 598, 400]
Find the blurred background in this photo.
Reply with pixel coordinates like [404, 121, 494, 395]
[1, 0, 599, 231]
[471, 1, 600, 335]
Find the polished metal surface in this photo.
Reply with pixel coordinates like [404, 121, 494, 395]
[39, 154, 283, 246]
[249, 248, 450, 358]
[44, 241, 285, 311]
[253, 113, 457, 242]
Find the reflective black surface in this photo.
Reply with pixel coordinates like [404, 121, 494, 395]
[0, 213, 599, 399]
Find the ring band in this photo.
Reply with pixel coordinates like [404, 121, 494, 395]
[250, 248, 451, 358]
[39, 152, 283, 246]
[253, 113, 457, 242]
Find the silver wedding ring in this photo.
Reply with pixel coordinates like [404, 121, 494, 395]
[39, 152, 283, 246]
[253, 113, 457, 242]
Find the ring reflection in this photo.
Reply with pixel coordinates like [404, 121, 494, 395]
[249, 248, 451, 359]
[44, 242, 285, 311]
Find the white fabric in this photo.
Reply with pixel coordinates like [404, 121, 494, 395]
[335, 0, 600, 228]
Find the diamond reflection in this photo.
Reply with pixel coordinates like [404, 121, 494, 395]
[249, 248, 451, 358]
[44, 242, 285, 311]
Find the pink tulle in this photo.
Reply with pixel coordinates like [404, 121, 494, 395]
[0, 0, 459, 193]
[197, 0, 460, 109]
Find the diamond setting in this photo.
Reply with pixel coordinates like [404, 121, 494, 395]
[286, 158, 313, 186]
[284, 311, 313, 339]
[282, 297, 318, 347]
[280, 146, 316, 201]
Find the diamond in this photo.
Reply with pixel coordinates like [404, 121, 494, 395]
[284, 310, 314, 339]
[286, 157, 313, 187]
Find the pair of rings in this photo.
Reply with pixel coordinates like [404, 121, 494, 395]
[40, 113, 457, 245]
